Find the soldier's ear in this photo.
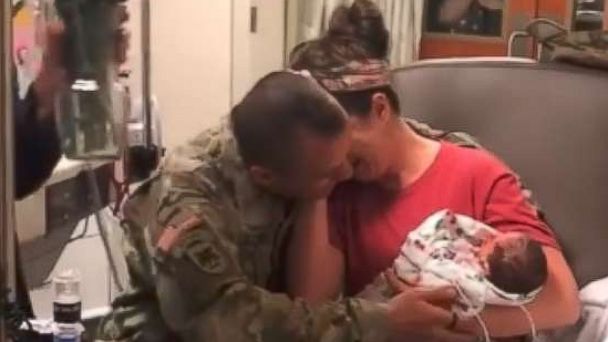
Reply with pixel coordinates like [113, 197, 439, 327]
[249, 165, 275, 188]
[370, 92, 391, 125]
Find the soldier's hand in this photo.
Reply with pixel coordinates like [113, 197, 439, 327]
[386, 287, 477, 342]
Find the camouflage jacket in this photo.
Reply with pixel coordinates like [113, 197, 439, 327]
[96, 118, 485, 342]
[527, 20, 608, 70]
[550, 30, 608, 70]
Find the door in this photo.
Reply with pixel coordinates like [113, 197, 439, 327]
[231, 0, 286, 105]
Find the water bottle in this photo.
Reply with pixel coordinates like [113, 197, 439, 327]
[53, 323, 84, 342]
[52, 270, 84, 342]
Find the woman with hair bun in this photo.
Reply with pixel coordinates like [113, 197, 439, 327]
[287, 1, 580, 340]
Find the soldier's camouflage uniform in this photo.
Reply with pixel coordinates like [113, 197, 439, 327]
[98, 120, 390, 342]
[96, 117, 534, 342]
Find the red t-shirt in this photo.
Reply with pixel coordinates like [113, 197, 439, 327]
[328, 142, 558, 296]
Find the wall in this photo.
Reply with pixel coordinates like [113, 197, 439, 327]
[249, 0, 286, 94]
[231, 0, 286, 104]
[537, 0, 570, 25]
[126, 0, 285, 148]
[127, 0, 232, 149]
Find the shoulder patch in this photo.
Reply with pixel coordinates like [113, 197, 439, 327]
[185, 239, 227, 274]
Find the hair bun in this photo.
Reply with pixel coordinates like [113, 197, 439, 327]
[327, 0, 389, 59]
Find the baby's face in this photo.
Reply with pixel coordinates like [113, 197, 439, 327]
[479, 232, 528, 271]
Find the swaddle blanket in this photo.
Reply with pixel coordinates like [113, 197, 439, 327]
[392, 210, 541, 317]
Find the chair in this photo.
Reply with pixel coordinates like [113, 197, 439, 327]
[392, 57, 608, 288]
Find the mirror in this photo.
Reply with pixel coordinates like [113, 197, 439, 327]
[10, 0, 131, 330]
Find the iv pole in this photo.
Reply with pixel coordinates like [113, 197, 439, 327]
[1, 0, 16, 340]
[141, 0, 152, 150]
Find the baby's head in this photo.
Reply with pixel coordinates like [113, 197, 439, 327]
[479, 232, 548, 294]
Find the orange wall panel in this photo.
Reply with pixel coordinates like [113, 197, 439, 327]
[420, 38, 506, 59]
[537, 0, 570, 24]
[509, 0, 537, 16]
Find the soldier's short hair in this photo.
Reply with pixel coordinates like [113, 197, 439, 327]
[231, 71, 347, 172]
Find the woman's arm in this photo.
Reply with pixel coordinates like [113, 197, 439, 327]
[286, 199, 345, 305]
[467, 159, 581, 337]
[459, 246, 580, 337]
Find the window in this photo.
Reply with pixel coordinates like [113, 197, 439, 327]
[425, 0, 504, 37]
[573, 0, 605, 31]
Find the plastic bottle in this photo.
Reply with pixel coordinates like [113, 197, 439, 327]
[52, 270, 84, 342]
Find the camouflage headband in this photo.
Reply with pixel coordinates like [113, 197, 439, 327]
[312, 59, 391, 93]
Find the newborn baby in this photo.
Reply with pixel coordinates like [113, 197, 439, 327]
[360, 209, 548, 318]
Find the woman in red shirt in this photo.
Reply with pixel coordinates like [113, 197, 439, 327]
[286, 1, 580, 340]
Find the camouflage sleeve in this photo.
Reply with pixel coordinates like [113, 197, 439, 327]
[152, 171, 391, 342]
[405, 118, 481, 148]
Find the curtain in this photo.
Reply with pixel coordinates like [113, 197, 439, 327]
[285, 0, 424, 67]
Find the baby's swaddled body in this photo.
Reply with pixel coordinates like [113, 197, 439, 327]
[359, 210, 547, 318]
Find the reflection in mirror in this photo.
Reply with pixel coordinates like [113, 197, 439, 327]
[8, 0, 134, 338]
[425, 0, 504, 37]
[573, 0, 605, 31]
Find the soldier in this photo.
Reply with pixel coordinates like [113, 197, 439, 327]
[97, 71, 468, 341]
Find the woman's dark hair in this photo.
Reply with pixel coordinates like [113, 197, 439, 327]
[326, 0, 389, 59]
[289, 0, 400, 116]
